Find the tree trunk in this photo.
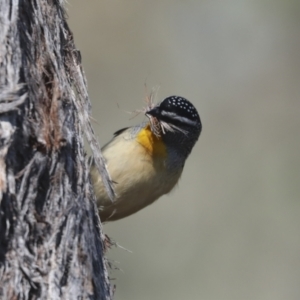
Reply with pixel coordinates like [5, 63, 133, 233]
[0, 0, 113, 299]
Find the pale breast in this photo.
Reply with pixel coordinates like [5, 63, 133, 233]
[91, 127, 183, 221]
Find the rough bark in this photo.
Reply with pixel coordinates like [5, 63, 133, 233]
[0, 0, 113, 299]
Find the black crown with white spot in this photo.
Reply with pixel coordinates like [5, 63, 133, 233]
[146, 95, 202, 157]
[159, 96, 201, 130]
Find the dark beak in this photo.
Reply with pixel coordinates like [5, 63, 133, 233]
[146, 107, 161, 118]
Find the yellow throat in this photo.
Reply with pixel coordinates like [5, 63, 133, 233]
[137, 124, 167, 157]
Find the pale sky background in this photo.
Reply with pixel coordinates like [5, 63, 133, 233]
[68, 1, 300, 299]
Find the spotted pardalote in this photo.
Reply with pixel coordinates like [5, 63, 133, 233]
[91, 96, 202, 221]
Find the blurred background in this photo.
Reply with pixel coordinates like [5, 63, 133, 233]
[68, 1, 300, 299]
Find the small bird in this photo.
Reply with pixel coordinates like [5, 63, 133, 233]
[91, 95, 202, 222]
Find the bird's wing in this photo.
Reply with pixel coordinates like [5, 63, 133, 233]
[113, 127, 129, 137]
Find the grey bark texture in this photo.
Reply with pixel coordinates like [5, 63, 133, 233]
[0, 0, 114, 299]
